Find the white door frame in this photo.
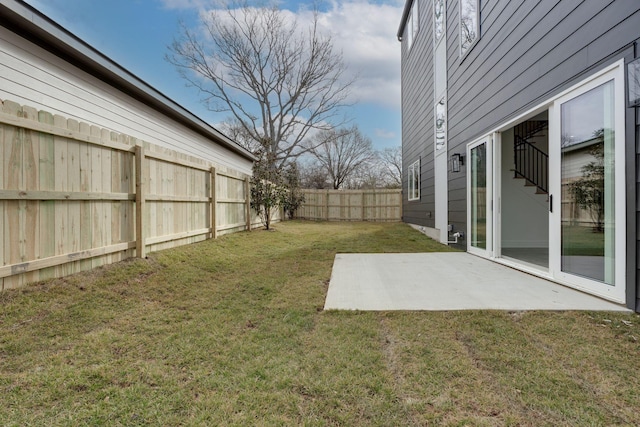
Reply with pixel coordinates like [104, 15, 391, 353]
[492, 118, 552, 277]
[492, 131, 502, 261]
[466, 135, 493, 257]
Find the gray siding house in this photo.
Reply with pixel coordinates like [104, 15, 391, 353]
[398, 0, 640, 309]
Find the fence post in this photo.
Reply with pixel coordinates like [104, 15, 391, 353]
[245, 176, 251, 231]
[210, 167, 217, 239]
[135, 144, 146, 258]
[325, 189, 329, 221]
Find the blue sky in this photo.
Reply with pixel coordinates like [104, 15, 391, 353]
[23, 0, 403, 151]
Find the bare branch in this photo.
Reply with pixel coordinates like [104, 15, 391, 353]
[308, 126, 375, 189]
[378, 146, 402, 187]
[166, 3, 354, 168]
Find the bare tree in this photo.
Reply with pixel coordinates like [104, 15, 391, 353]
[299, 160, 331, 189]
[219, 117, 261, 154]
[378, 146, 402, 188]
[346, 156, 383, 189]
[345, 152, 400, 189]
[309, 126, 375, 189]
[167, 3, 353, 168]
[300, 145, 401, 189]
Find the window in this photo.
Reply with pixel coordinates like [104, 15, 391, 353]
[459, 0, 478, 56]
[435, 97, 446, 151]
[628, 57, 640, 107]
[406, 0, 419, 51]
[408, 159, 420, 200]
[434, 0, 445, 43]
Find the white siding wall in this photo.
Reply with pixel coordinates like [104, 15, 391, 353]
[0, 26, 252, 175]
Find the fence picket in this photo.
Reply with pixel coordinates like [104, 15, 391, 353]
[297, 189, 402, 222]
[0, 98, 252, 289]
[3, 101, 23, 288]
[38, 110, 56, 280]
[22, 106, 39, 284]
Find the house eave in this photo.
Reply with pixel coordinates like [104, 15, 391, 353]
[0, 0, 256, 163]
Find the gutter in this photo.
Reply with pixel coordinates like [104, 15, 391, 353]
[0, 0, 256, 162]
[397, 0, 415, 42]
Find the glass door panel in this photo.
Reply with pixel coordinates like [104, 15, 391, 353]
[471, 144, 487, 249]
[549, 62, 625, 304]
[560, 80, 615, 285]
[468, 136, 491, 256]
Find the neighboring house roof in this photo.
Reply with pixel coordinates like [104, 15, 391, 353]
[0, 0, 255, 162]
[562, 135, 604, 153]
[396, 0, 415, 41]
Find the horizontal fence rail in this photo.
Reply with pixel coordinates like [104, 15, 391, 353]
[0, 98, 267, 290]
[297, 189, 402, 222]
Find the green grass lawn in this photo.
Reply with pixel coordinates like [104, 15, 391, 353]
[2, 221, 639, 426]
[562, 224, 605, 256]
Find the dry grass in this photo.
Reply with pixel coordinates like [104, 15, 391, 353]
[1, 221, 639, 426]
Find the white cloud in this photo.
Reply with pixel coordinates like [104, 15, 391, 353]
[374, 128, 396, 139]
[170, 0, 403, 109]
[159, 0, 216, 10]
[303, 1, 403, 109]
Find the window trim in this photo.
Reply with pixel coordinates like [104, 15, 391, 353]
[408, 159, 421, 201]
[459, 0, 479, 59]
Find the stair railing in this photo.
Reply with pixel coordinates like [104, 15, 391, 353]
[514, 136, 548, 194]
[514, 121, 548, 141]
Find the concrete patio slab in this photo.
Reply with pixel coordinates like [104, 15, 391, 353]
[324, 252, 629, 311]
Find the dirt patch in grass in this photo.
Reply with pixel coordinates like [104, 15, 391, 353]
[1, 221, 639, 425]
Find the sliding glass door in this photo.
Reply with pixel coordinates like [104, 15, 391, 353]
[465, 62, 625, 304]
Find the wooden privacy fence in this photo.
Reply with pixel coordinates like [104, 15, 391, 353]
[0, 99, 261, 290]
[297, 189, 402, 222]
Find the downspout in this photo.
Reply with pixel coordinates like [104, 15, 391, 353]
[447, 231, 464, 244]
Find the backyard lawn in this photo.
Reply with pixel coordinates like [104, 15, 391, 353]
[1, 221, 639, 426]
